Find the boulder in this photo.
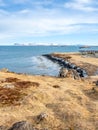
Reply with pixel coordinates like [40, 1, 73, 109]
[8, 121, 34, 130]
[70, 64, 76, 69]
[58, 68, 68, 77]
[95, 80, 98, 86]
[67, 69, 80, 79]
[80, 69, 87, 77]
[37, 113, 48, 123]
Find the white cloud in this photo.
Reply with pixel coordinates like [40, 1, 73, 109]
[0, 9, 98, 39]
[0, 1, 98, 44]
[75, 0, 92, 4]
[65, 0, 98, 12]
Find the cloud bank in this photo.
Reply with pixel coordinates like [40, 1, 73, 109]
[0, 0, 98, 45]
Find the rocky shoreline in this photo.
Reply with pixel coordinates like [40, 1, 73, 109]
[43, 54, 87, 78]
[0, 53, 98, 130]
[44, 52, 98, 76]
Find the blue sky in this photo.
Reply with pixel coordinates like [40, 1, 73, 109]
[0, 0, 98, 45]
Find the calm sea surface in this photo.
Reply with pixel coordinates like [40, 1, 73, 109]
[0, 45, 98, 76]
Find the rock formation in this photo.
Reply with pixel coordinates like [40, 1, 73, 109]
[8, 121, 34, 130]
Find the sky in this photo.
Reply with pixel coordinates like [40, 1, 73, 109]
[0, 0, 98, 45]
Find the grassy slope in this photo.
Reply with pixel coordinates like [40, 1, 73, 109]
[0, 53, 98, 130]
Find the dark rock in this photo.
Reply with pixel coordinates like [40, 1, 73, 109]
[74, 66, 78, 69]
[60, 60, 66, 66]
[70, 64, 76, 69]
[79, 69, 87, 77]
[8, 121, 34, 130]
[67, 63, 71, 69]
[43, 54, 88, 78]
[76, 67, 82, 73]
[96, 80, 98, 86]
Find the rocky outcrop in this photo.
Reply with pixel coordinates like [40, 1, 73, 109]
[58, 68, 80, 79]
[95, 80, 98, 86]
[37, 113, 48, 123]
[1, 120, 49, 130]
[8, 121, 34, 130]
[58, 68, 68, 77]
[43, 54, 87, 78]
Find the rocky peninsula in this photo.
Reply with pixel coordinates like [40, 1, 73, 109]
[0, 52, 98, 130]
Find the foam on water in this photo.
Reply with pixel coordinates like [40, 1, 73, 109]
[0, 45, 98, 76]
[29, 56, 61, 76]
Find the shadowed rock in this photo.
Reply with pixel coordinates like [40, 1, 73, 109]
[70, 64, 76, 69]
[95, 80, 98, 86]
[58, 68, 68, 77]
[8, 121, 34, 130]
[92, 87, 98, 93]
[59, 68, 80, 79]
[67, 69, 80, 79]
[37, 113, 48, 123]
[71, 69, 80, 79]
[80, 69, 87, 77]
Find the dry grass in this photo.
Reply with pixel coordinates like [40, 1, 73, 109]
[52, 53, 72, 60]
[5, 77, 20, 83]
[0, 77, 40, 106]
[0, 87, 24, 106]
[0, 53, 98, 129]
[84, 88, 98, 100]
[0, 72, 97, 129]
[15, 81, 39, 89]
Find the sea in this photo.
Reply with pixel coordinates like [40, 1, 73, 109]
[0, 45, 98, 76]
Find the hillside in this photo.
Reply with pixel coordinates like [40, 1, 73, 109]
[0, 53, 98, 130]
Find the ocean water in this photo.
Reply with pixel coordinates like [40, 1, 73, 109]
[0, 45, 98, 76]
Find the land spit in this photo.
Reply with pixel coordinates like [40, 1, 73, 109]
[0, 53, 98, 130]
[43, 54, 87, 77]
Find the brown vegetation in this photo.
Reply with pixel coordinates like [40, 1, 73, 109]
[5, 77, 20, 83]
[52, 53, 72, 60]
[15, 81, 39, 89]
[0, 87, 25, 106]
[52, 85, 60, 88]
[0, 77, 40, 106]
